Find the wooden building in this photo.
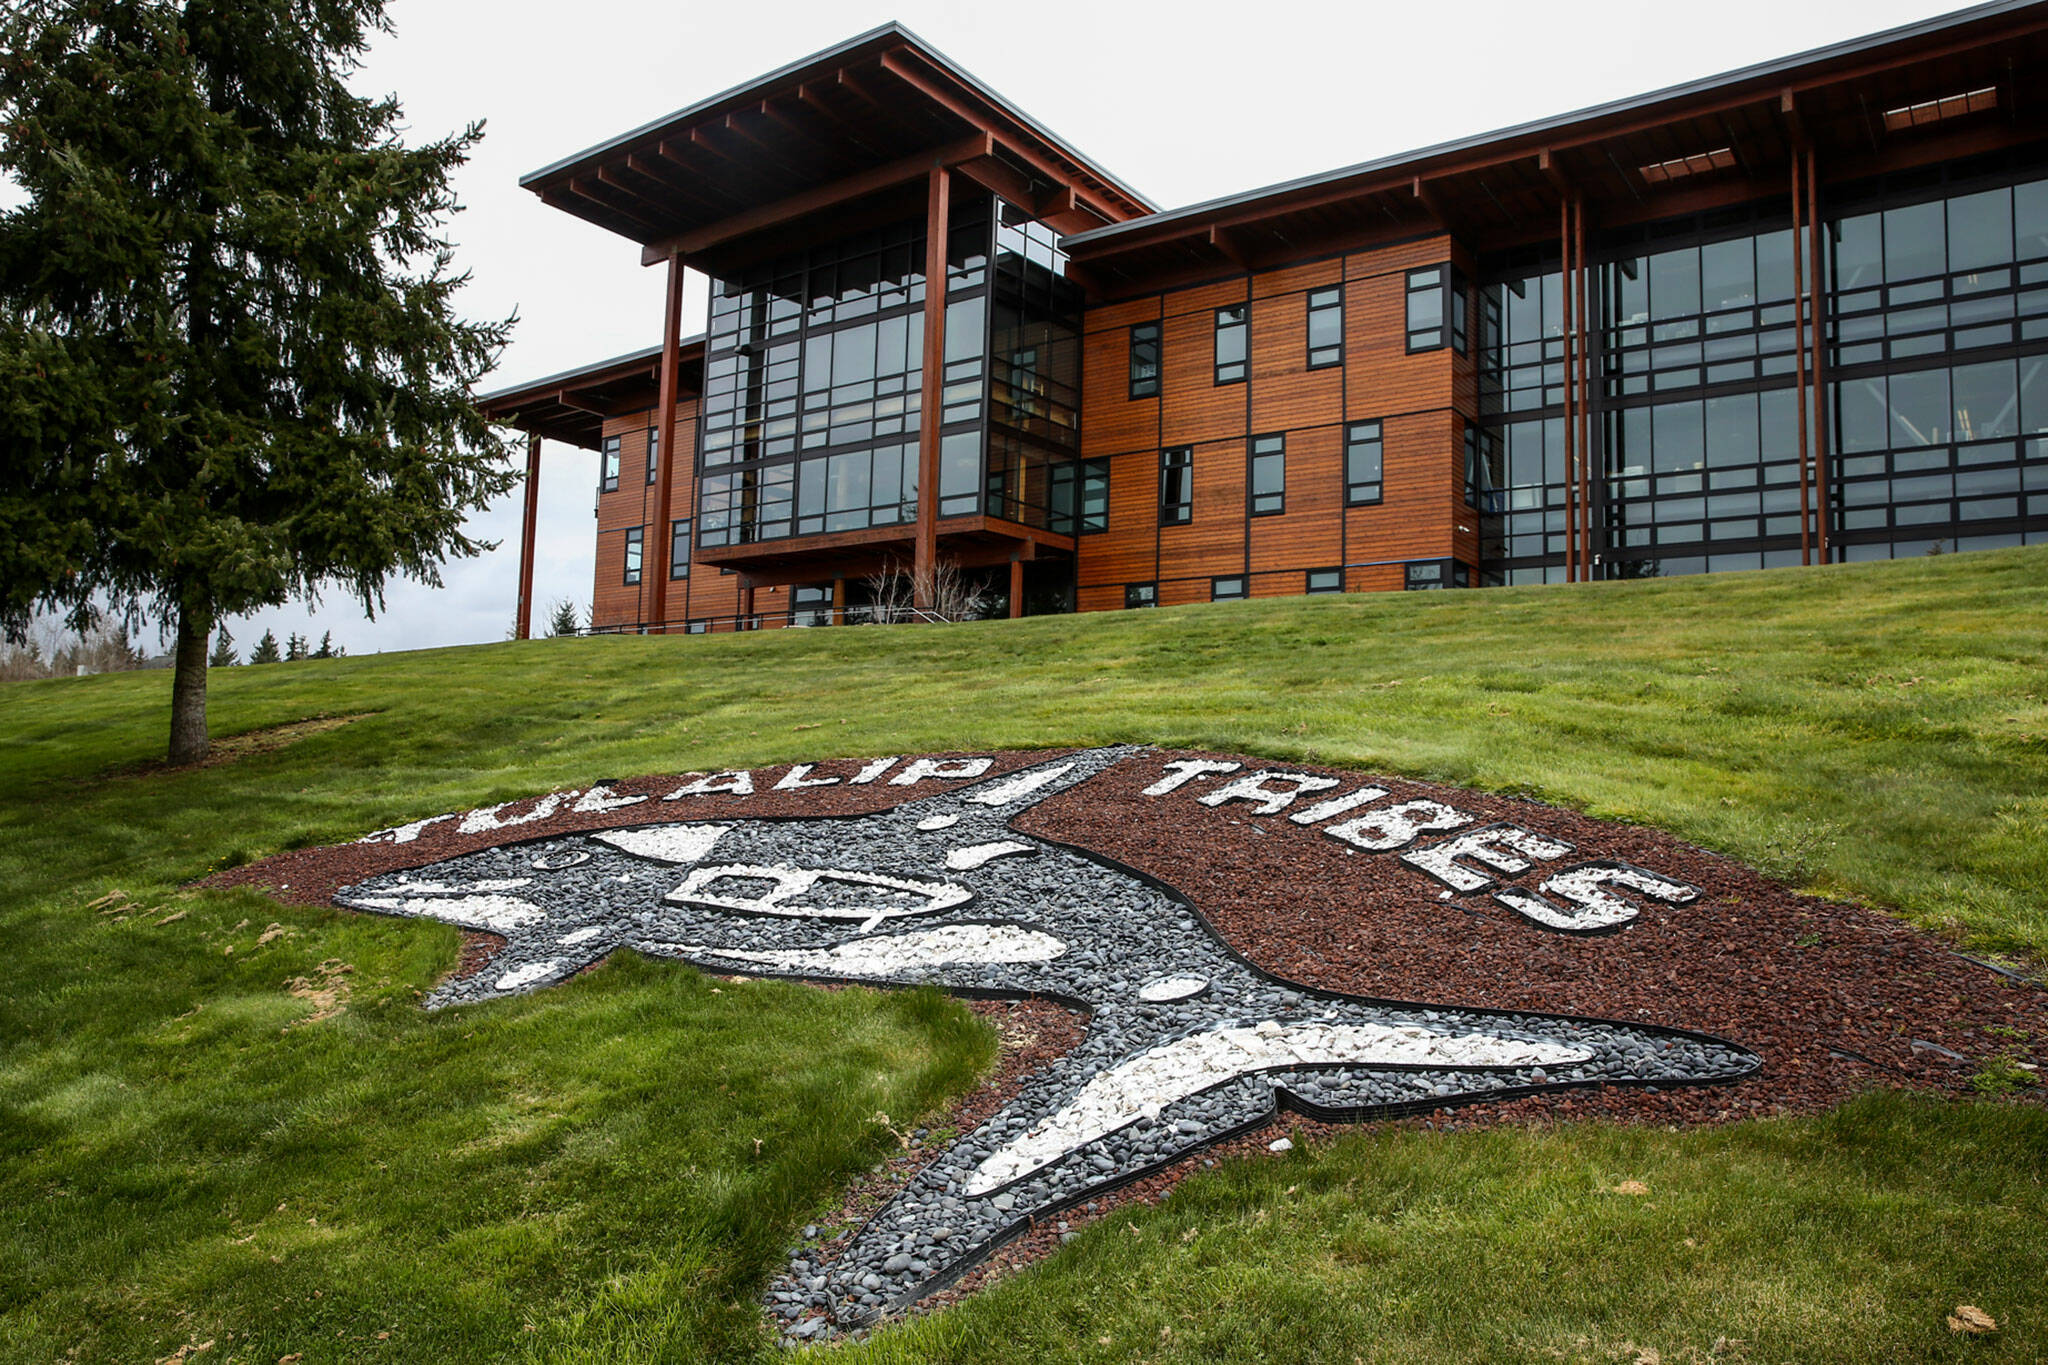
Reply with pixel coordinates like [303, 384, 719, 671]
[481, 2, 2048, 634]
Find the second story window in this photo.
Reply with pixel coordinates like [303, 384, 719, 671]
[669, 517, 692, 579]
[1345, 421, 1384, 505]
[1079, 459, 1110, 534]
[1160, 447, 1193, 525]
[1214, 304, 1247, 384]
[1249, 433, 1285, 516]
[1129, 321, 1161, 399]
[1407, 267, 1446, 352]
[623, 526, 643, 585]
[600, 435, 622, 494]
[646, 425, 660, 484]
[1307, 286, 1343, 368]
[1408, 265, 1470, 354]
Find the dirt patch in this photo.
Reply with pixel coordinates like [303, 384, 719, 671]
[284, 958, 354, 1026]
[105, 714, 369, 781]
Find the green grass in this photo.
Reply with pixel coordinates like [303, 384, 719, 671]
[1, 547, 2045, 1362]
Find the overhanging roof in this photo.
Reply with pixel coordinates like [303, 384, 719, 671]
[477, 339, 704, 450]
[520, 23, 1154, 276]
[1064, 0, 2048, 286]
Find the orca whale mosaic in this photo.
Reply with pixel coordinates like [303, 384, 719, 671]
[327, 746, 1761, 1330]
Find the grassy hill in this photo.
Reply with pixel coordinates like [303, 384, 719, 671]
[2, 547, 2044, 1363]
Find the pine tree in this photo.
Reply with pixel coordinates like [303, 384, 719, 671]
[546, 599, 583, 638]
[285, 631, 307, 661]
[248, 630, 281, 664]
[208, 626, 236, 667]
[0, 0, 516, 762]
[312, 630, 337, 658]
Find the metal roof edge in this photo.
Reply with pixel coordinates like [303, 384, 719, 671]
[477, 338, 702, 407]
[1064, 0, 2043, 248]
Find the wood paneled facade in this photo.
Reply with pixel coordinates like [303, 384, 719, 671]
[482, 6, 2048, 635]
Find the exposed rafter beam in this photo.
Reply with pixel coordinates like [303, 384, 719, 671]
[638, 133, 993, 265]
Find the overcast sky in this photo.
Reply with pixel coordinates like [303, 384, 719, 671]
[119, 0, 1975, 655]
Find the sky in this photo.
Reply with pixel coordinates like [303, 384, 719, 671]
[46, 0, 1980, 656]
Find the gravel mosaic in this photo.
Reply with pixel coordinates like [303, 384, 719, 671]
[325, 747, 1765, 1338]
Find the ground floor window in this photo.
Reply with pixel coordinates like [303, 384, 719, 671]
[1211, 575, 1247, 601]
[623, 527, 643, 585]
[1124, 582, 1157, 609]
[791, 583, 834, 627]
[1306, 567, 1343, 593]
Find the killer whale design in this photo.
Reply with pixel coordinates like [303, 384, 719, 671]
[334, 746, 1759, 1327]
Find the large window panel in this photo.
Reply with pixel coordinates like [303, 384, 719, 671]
[1833, 213, 1883, 290]
[1884, 200, 1947, 282]
[1888, 368, 1951, 446]
[1705, 393, 1760, 468]
[1701, 238, 1756, 311]
[1953, 359, 2018, 442]
[1649, 247, 1701, 322]
[1948, 187, 2014, 274]
[1651, 400, 1705, 474]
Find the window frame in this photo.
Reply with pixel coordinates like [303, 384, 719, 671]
[600, 434, 622, 494]
[669, 517, 692, 580]
[1210, 575, 1248, 602]
[1213, 304, 1248, 385]
[1344, 420, 1384, 506]
[1129, 321, 1161, 400]
[1159, 446, 1194, 526]
[622, 526, 644, 585]
[1078, 457, 1110, 535]
[646, 424, 660, 484]
[1124, 582, 1158, 609]
[1406, 265, 1469, 354]
[1307, 285, 1344, 369]
[1248, 433, 1286, 517]
[1306, 567, 1343, 594]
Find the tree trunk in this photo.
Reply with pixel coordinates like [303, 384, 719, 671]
[169, 603, 211, 765]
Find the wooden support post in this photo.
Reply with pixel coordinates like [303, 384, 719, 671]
[1575, 197, 1593, 581]
[1009, 557, 1024, 619]
[1792, 147, 1812, 566]
[914, 167, 951, 612]
[515, 432, 541, 640]
[1806, 148, 1831, 563]
[832, 576, 846, 625]
[647, 252, 687, 631]
[1561, 196, 1578, 582]
[740, 578, 756, 629]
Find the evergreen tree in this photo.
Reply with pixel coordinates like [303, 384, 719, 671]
[546, 599, 583, 638]
[285, 631, 307, 661]
[208, 626, 236, 667]
[0, 0, 516, 762]
[248, 629, 281, 665]
[312, 630, 337, 658]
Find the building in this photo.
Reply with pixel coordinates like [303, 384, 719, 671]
[480, 1, 2048, 635]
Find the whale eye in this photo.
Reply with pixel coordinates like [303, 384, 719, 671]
[667, 863, 972, 928]
[531, 849, 590, 871]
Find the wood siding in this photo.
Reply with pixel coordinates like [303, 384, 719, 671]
[1075, 233, 1479, 611]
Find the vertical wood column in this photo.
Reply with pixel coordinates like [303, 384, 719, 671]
[1806, 148, 1831, 563]
[1574, 198, 1593, 580]
[1561, 196, 1579, 582]
[647, 252, 687, 631]
[1009, 557, 1024, 619]
[1791, 148, 1813, 565]
[515, 431, 542, 639]
[914, 167, 951, 611]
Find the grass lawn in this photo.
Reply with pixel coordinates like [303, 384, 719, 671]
[1, 546, 2044, 1363]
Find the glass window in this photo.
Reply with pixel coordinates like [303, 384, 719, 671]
[1345, 421, 1383, 505]
[1130, 321, 1160, 398]
[1078, 458, 1110, 534]
[1648, 246, 1700, 320]
[1948, 187, 2013, 275]
[1160, 447, 1193, 525]
[1306, 568, 1342, 593]
[1124, 582, 1157, 609]
[1952, 359, 2018, 442]
[1451, 268, 1470, 354]
[1889, 368, 1950, 446]
[646, 426, 660, 484]
[1701, 237, 1756, 311]
[2016, 179, 2048, 260]
[1832, 212, 1883, 290]
[600, 435, 621, 494]
[1211, 575, 1247, 601]
[1404, 560, 1446, 590]
[1407, 266, 1446, 351]
[1249, 433, 1285, 516]
[669, 518, 691, 579]
[1884, 200, 1946, 282]
[939, 430, 980, 517]
[1308, 286, 1343, 368]
[1214, 305, 1247, 384]
[790, 584, 833, 628]
[1705, 394, 1760, 468]
[622, 527, 643, 585]
[1652, 401, 1705, 474]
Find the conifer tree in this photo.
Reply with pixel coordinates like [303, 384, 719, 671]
[285, 632, 307, 661]
[248, 629, 281, 664]
[312, 630, 337, 658]
[546, 599, 582, 638]
[0, 0, 516, 762]
[208, 626, 237, 667]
